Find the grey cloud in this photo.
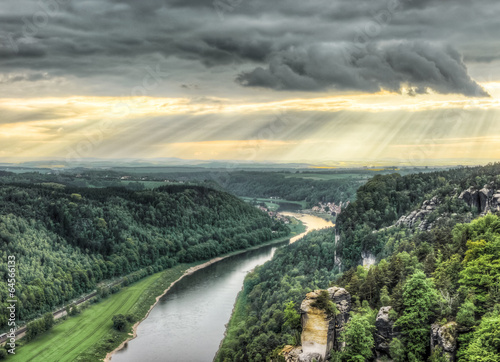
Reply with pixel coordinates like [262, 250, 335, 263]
[0, 0, 498, 97]
[237, 41, 489, 97]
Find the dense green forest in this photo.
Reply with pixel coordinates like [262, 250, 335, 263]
[210, 172, 360, 207]
[0, 182, 289, 331]
[0, 169, 361, 207]
[217, 164, 500, 362]
[337, 163, 500, 269]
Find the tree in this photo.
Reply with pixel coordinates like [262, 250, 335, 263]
[380, 286, 391, 307]
[112, 314, 128, 332]
[283, 301, 301, 331]
[395, 270, 438, 361]
[463, 309, 500, 361]
[456, 298, 476, 328]
[339, 313, 374, 362]
[389, 338, 405, 362]
[43, 312, 55, 330]
[429, 347, 449, 362]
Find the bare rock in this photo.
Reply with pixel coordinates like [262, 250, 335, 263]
[459, 186, 500, 214]
[298, 352, 324, 362]
[282, 345, 303, 362]
[375, 306, 399, 357]
[431, 322, 458, 361]
[300, 287, 351, 361]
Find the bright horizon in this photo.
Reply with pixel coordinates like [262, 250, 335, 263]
[1, 0, 500, 165]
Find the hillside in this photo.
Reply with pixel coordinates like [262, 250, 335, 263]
[0, 182, 289, 331]
[216, 164, 500, 362]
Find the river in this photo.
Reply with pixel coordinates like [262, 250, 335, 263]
[111, 213, 333, 362]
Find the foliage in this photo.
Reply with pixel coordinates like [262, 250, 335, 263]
[112, 314, 128, 332]
[339, 313, 375, 362]
[311, 290, 338, 317]
[283, 301, 301, 331]
[463, 307, 500, 362]
[389, 338, 405, 362]
[458, 215, 500, 311]
[25, 312, 55, 342]
[0, 182, 288, 330]
[394, 271, 437, 361]
[429, 347, 449, 362]
[7, 263, 190, 362]
[456, 298, 476, 328]
[337, 163, 500, 269]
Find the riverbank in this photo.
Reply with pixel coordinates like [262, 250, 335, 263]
[214, 213, 335, 361]
[280, 212, 335, 243]
[8, 223, 304, 362]
[104, 235, 295, 361]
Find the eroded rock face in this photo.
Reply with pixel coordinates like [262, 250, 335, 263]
[298, 352, 323, 362]
[430, 322, 458, 361]
[299, 287, 351, 362]
[395, 196, 439, 231]
[459, 185, 500, 214]
[328, 287, 351, 351]
[374, 306, 399, 356]
[282, 345, 303, 362]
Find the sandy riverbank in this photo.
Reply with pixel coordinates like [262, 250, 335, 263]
[280, 212, 335, 243]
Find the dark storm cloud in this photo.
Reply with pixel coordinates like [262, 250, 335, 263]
[237, 41, 489, 97]
[0, 0, 498, 96]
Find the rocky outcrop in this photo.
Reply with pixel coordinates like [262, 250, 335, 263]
[459, 185, 500, 214]
[374, 306, 399, 357]
[298, 287, 351, 362]
[395, 196, 439, 231]
[430, 322, 458, 361]
[282, 345, 302, 362]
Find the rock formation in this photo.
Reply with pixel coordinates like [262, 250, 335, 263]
[459, 184, 500, 214]
[395, 196, 439, 231]
[297, 287, 351, 362]
[282, 345, 303, 362]
[374, 306, 399, 358]
[430, 322, 458, 361]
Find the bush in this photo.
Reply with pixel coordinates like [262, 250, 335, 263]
[112, 314, 128, 332]
[311, 290, 338, 317]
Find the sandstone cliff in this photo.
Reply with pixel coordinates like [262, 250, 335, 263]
[459, 184, 500, 214]
[395, 196, 439, 232]
[285, 287, 351, 362]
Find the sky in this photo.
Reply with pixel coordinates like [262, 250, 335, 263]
[1, 0, 500, 165]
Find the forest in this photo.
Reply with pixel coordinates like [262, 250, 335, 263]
[337, 163, 500, 269]
[0, 181, 289, 331]
[0, 169, 361, 207]
[210, 171, 361, 207]
[217, 163, 500, 362]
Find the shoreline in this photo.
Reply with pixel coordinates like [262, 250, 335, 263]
[213, 213, 336, 362]
[104, 236, 293, 361]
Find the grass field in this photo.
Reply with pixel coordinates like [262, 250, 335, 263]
[9, 264, 192, 362]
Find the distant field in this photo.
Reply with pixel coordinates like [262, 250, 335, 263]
[119, 180, 168, 189]
[240, 197, 307, 211]
[282, 172, 372, 181]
